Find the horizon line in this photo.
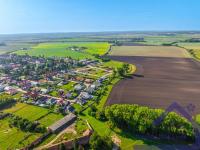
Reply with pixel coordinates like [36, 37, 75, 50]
[1, 30, 200, 36]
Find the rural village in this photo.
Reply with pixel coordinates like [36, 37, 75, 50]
[0, 54, 112, 111]
[0, 53, 115, 149]
[0, 3, 200, 148]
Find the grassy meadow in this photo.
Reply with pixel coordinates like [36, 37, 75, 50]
[0, 118, 41, 150]
[1, 103, 64, 149]
[4, 103, 50, 121]
[4, 103, 63, 126]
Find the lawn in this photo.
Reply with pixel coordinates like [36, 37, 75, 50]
[14, 42, 110, 59]
[3, 103, 64, 127]
[102, 60, 124, 69]
[97, 77, 121, 110]
[3, 103, 50, 121]
[109, 46, 191, 58]
[78, 68, 107, 77]
[49, 91, 58, 97]
[59, 81, 76, 91]
[38, 112, 64, 127]
[88, 68, 107, 77]
[0, 118, 41, 150]
[83, 42, 110, 55]
[196, 114, 200, 124]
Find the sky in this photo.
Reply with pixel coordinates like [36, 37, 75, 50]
[0, 0, 199, 34]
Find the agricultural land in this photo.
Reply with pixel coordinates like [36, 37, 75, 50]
[0, 32, 200, 150]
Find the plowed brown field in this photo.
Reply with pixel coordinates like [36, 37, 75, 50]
[107, 56, 200, 114]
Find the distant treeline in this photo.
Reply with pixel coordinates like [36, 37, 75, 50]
[0, 42, 6, 46]
[162, 42, 178, 46]
[185, 38, 200, 43]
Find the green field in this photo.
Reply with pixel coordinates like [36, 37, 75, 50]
[1, 103, 65, 149]
[38, 113, 64, 127]
[14, 42, 110, 59]
[102, 60, 124, 69]
[139, 35, 190, 45]
[0, 118, 41, 150]
[109, 46, 191, 58]
[3, 103, 63, 126]
[196, 114, 200, 124]
[59, 81, 76, 91]
[4, 103, 50, 121]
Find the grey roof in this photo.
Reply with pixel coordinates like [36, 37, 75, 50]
[48, 113, 76, 132]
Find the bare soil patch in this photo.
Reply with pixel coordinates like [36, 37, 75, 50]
[109, 46, 191, 58]
[107, 56, 200, 114]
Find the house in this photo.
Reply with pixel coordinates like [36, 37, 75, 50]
[80, 92, 92, 100]
[6, 89, 18, 95]
[58, 89, 65, 96]
[40, 88, 48, 94]
[87, 84, 96, 94]
[76, 98, 87, 106]
[46, 98, 57, 105]
[39, 104, 48, 108]
[30, 81, 38, 86]
[4, 86, 12, 91]
[65, 92, 72, 99]
[57, 100, 64, 106]
[94, 81, 101, 88]
[98, 76, 107, 83]
[84, 79, 93, 84]
[0, 85, 5, 92]
[74, 84, 84, 91]
[57, 82, 63, 86]
[76, 77, 84, 82]
[66, 105, 75, 113]
[22, 94, 29, 100]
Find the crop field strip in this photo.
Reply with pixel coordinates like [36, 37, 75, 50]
[109, 46, 191, 58]
[14, 42, 110, 59]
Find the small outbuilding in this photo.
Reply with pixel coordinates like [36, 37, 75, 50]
[48, 113, 76, 133]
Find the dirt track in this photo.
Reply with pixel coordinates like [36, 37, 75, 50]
[107, 56, 200, 114]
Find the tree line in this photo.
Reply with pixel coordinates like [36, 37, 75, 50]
[0, 96, 16, 110]
[105, 104, 194, 141]
[9, 115, 46, 133]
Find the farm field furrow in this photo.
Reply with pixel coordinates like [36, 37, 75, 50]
[107, 56, 200, 115]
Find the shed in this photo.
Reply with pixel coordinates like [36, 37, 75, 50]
[48, 113, 76, 133]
